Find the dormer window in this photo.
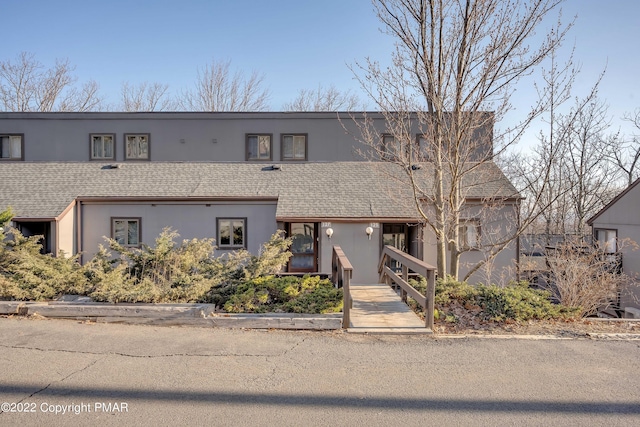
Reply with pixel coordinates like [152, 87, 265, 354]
[281, 134, 307, 161]
[246, 134, 272, 161]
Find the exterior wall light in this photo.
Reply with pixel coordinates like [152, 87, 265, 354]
[365, 226, 374, 240]
[326, 228, 334, 239]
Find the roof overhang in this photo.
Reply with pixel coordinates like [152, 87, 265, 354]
[587, 177, 640, 225]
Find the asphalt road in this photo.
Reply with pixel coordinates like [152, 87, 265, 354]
[1, 317, 639, 426]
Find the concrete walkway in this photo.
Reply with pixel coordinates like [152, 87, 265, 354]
[347, 282, 431, 334]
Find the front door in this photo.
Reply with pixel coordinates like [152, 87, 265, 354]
[288, 223, 318, 272]
[383, 223, 408, 272]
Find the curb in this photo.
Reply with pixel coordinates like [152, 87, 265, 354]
[0, 300, 342, 330]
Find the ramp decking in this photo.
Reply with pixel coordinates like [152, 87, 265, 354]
[346, 282, 432, 334]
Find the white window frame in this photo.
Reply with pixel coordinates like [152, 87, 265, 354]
[90, 134, 115, 160]
[0, 134, 23, 160]
[112, 218, 141, 247]
[246, 134, 272, 161]
[281, 134, 307, 161]
[125, 134, 150, 160]
[459, 219, 481, 250]
[217, 218, 246, 249]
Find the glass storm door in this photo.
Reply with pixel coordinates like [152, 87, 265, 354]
[288, 223, 318, 272]
[383, 223, 408, 272]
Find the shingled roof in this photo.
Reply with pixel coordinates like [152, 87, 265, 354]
[0, 161, 518, 220]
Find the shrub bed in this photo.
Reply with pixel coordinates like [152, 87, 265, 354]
[408, 276, 578, 323]
[0, 224, 341, 314]
[224, 275, 342, 314]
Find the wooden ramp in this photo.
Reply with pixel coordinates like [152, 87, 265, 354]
[346, 282, 432, 334]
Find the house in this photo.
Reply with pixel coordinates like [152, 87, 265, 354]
[0, 112, 519, 284]
[588, 178, 640, 311]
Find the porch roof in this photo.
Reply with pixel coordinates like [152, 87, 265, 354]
[0, 161, 518, 220]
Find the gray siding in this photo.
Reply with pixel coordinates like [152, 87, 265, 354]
[79, 201, 278, 261]
[590, 182, 640, 310]
[0, 112, 494, 163]
[0, 113, 371, 162]
[423, 203, 519, 284]
[318, 222, 382, 284]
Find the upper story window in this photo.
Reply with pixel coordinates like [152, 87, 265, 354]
[0, 134, 23, 160]
[246, 134, 272, 161]
[416, 134, 432, 161]
[217, 218, 246, 249]
[90, 134, 115, 160]
[381, 134, 396, 160]
[281, 134, 307, 161]
[125, 134, 150, 160]
[112, 217, 141, 247]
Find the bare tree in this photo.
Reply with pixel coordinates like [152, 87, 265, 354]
[509, 41, 580, 242]
[180, 58, 270, 112]
[606, 109, 640, 187]
[564, 98, 620, 234]
[0, 52, 103, 112]
[283, 84, 360, 111]
[351, 0, 571, 281]
[120, 81, 176, 112]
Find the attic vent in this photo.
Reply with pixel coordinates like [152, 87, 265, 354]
[102, 164, 122, 170]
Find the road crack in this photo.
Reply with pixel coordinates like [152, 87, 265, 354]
[0, 343, 277, 358]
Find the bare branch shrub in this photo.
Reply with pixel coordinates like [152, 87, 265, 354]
[544, 239, 637, 317]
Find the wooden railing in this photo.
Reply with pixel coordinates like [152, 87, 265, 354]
[332, 245, 353, 329]
[378, 245, 436, 329]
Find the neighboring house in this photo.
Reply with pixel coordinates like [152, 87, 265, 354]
[588, 178, 640, 311]
[0, 112, 518, 284]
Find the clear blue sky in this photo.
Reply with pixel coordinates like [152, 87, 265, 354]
[1, 0, 639, 139]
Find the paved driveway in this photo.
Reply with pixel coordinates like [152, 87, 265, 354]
[1, 317, 639, 426]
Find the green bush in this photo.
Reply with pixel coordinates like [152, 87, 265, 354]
[0, 226, 296, 306]
[408, 275, 577, 322]
[88, 228, 293, 304]
[475, 282, 575, 321]
[224, 275, 343, 314]
[0, 229, 89, 301]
